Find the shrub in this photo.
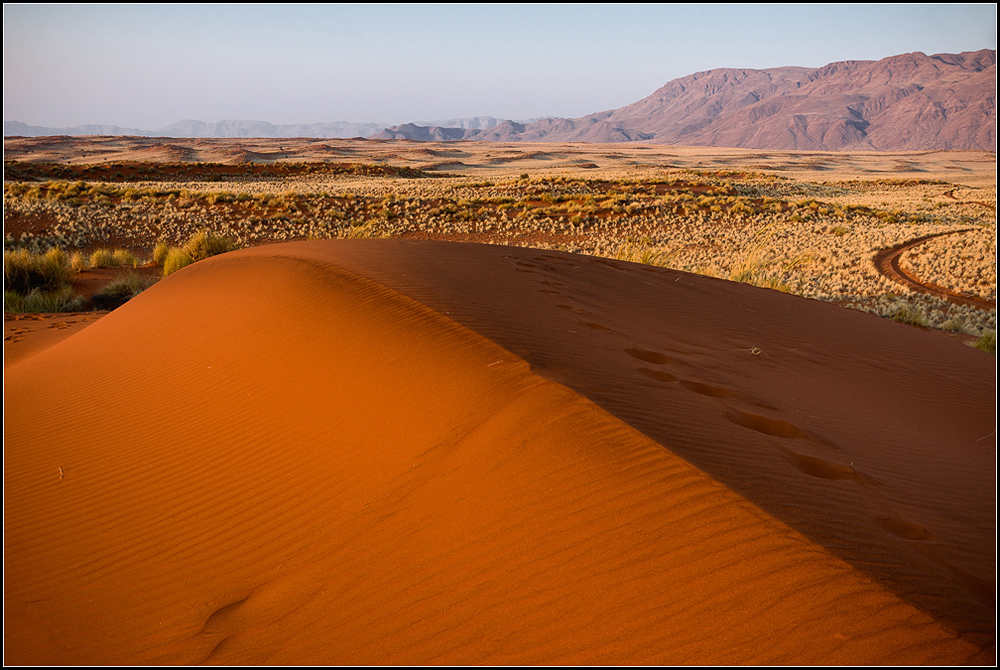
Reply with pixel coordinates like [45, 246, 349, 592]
[888, 303, 927, 327]
[973, 331, 996, 354]
[5, 286, 86, 313]
[70, 251, 89, 272]
[152, 241, 171, 266]
[92, 271, 159, 310]
[4, 248, 71, 294]
[44, 246, 69, 268]
[89, 248, 116, 268]
[338, 221, 385, 239]
[614, 242, 675, 268]
[162, 248, 193, 276]
[181, 229, 239, 261]
[111, 249, 138, 267]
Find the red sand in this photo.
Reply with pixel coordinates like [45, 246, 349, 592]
[4, 240, 995, 665]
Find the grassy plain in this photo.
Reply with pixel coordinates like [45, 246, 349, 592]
[4, 137, 996, 666]
[3, 137, 995, 336]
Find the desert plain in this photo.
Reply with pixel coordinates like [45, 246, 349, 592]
[3, 136, 997, 665]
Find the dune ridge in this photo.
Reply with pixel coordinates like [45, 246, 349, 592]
[4, 241, 995, 665]
[309, 241, 996, 639]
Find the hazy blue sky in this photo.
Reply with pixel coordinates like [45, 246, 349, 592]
[4, 3, 996, 129]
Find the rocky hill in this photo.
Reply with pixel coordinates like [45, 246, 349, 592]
[376, 50, 997, 151]
[7, 51, 995, 151]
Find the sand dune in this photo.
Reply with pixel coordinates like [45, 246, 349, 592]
[4, 240, 995, 665]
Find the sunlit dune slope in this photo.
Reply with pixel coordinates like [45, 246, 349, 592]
[4, 240, 995, 665]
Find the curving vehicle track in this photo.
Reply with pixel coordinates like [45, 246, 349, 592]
[873, 229, 996, 309]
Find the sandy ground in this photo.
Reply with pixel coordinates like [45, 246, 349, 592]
[4, 239, 995, 665]
[4, 134, 996, 187]
[4, 312, 107, 368]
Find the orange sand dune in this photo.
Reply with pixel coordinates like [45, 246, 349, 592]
[4, 240, 995, 665]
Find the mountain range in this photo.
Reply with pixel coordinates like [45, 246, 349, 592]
[5, 50, 995, 151]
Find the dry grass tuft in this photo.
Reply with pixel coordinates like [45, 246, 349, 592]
[4, 248, 71, 294]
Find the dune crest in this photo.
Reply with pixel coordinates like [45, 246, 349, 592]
[4, 241, 994, 665]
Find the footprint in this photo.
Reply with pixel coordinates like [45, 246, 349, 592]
[625, 348, 675, 365]
[874, 515, 934, 541]
[680, 380, 735, 399]
[194, 566, 328, 661]
[725, 410, 807, 439]
[681, 380, 778, 410]
[198, 594, 252, 636]
[535, 254, 580, 266]
[595, 258, 630, 272]
[637, 367, 678, 383]
[780, 448, 860, 481]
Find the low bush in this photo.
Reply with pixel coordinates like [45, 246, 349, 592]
[111, 249, 138, 267]
[614, 242, 675, 268]
[92, 271, 159, 310]
[4, 286, 86, 313]
[888, 303, 928, 327]
[88, 248, 117, 268]
[181, 229, 240, 261]
[89, 248, 138, 268]
[4, 248, 71, 294]
[70, 251, 89, 272]
[973, 331, 996, 354]
[152, 241, 171, 266]
[162, 248, 193, 276]
[44, 246, 68, 268]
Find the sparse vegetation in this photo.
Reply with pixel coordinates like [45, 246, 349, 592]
[3, 148, 994, 332]
[92, 271, 159, 310]
[162, 248, 194, 276]
[4, 247, 71, 294]
[4, 286, 86, 313]
[70, 251, 89, 272]
[154, 229, 239, 276]
[111, 248, 138, 267]
[88, 248, 116, 268]
[613, 239, 676, 267]
[973, 331, 996, 354]
[887, 302, 929, 327]
[152, 240, 171, 266]
[180, 228, 240, 261]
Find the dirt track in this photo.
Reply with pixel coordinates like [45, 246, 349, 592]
[873, 230, 996, 309]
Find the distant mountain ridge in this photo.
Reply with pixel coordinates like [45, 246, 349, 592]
[2, 115, 546, 140]
[377, 50, 997, 151]
[3, 119, 390, 140]
[5, 50, 995, 151]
